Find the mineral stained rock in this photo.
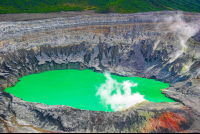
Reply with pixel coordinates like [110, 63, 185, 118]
[0, 11, 200, 133]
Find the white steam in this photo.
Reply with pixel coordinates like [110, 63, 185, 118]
[96, 72, 145, 111]
[155, 13, 200, 63]
[168, 15, 199, 49]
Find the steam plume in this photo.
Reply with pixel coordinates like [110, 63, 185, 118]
[96, 72, 145, 111]
[155, 12, 200, 63]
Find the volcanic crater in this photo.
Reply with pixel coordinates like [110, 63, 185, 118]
[0, 11, 200, 133]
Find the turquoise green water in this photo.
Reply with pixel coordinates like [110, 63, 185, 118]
[4, 69, 175, 112]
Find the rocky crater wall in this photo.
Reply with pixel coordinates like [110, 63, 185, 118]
[0, 11, 200, 133]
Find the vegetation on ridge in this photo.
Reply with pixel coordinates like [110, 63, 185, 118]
[0, 0, 200, 14]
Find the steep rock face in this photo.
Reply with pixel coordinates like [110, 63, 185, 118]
[0, 11, 200, 133]
[0, 11, 199, 53]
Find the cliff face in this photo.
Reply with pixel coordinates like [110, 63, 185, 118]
[0, 11, 200, 133]
[0, 11, 199, 52]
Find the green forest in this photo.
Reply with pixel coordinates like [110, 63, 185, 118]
[0, 0, 200, 14]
